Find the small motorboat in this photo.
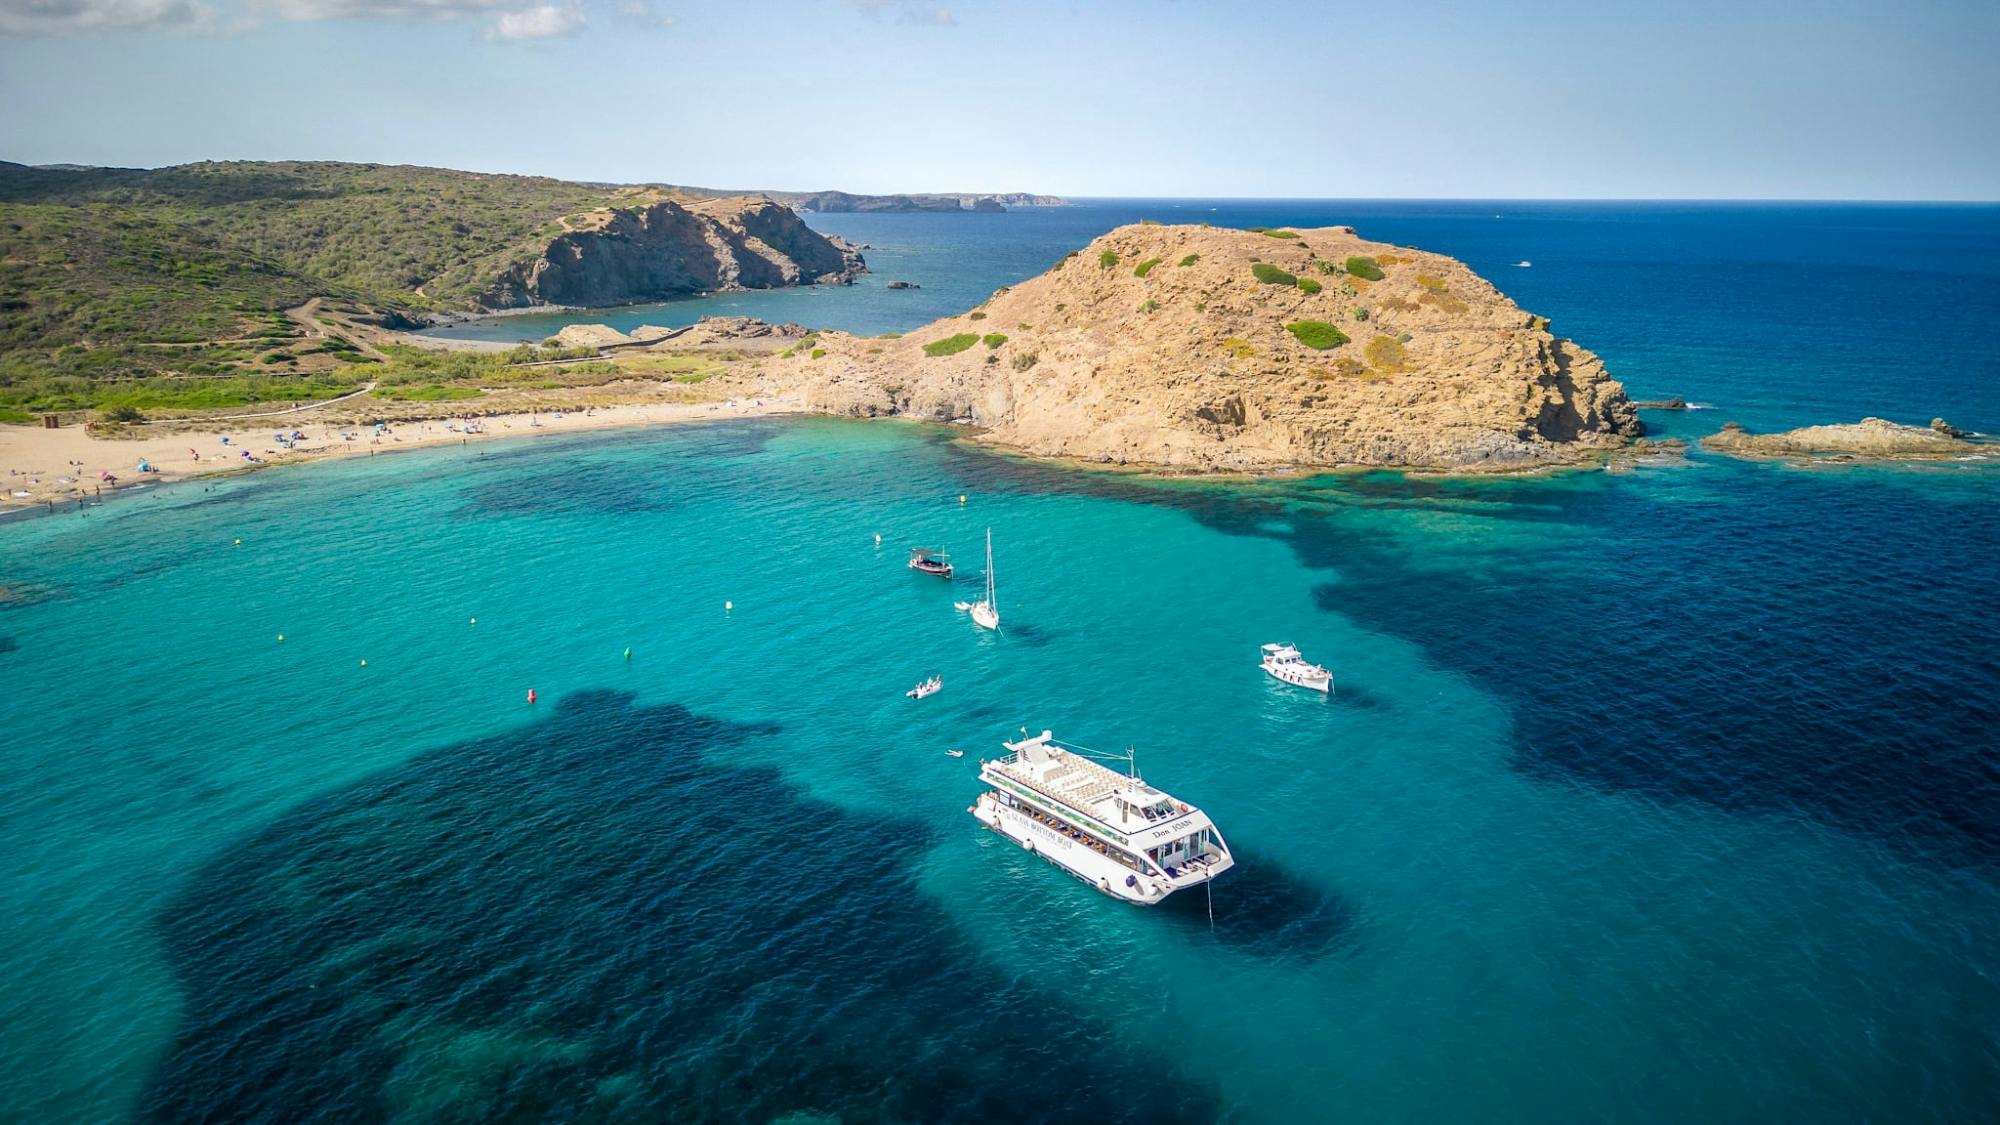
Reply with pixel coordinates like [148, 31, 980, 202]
[1515, 260, 1532, 268]
[907, 675, 943, 700]
[945, 749, 964, 758]
[1260, 643, 1333, 694]
[908, 547, 953, 578]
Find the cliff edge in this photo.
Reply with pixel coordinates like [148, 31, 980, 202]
[482, 195, 864, 309]
[754, 223, 1639, 472]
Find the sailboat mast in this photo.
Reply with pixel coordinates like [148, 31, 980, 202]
[985, 528, 997, 611]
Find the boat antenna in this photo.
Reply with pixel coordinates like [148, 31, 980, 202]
[1125, 744, 1139, 780]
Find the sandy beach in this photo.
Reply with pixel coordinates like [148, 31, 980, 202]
[0, 396, 803, 514]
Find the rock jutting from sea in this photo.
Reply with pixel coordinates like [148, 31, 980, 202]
[747, 223, 1641, 473]
[1700, 417, 1986, 462]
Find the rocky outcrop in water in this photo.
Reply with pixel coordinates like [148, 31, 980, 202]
[481, 197, 863, 310]
[753, 223, 1641, 473]
[1701, 417, 1986, 461]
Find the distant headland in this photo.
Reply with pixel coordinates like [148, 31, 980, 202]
[660, 185, 1067, 213]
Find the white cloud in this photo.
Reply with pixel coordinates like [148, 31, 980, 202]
[485, 0, 578, 38]
[616, 0, 666, 27]
[0, 0, 614, 37]
[845, 0, 954, 27]
[0, 0, 215, 34]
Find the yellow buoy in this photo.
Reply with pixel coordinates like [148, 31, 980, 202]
[234, 538, 242, 545]
[959, 495, 967, 504]
[277, 634, 285, 642]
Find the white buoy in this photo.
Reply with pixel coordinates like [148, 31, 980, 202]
[277, 634, 285, 642]
[359, 659, 367, 667]
[874, 533, 882, 545]
[469, 616, 477, 625]
[958, 495, 967, 504]
[725, 600, 733, 611]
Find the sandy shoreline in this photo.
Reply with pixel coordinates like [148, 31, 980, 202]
[0, 396, 803, 515]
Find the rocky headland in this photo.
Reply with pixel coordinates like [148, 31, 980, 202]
[481, 195, 864, 309]
[745, 223, 1640, 473]
[1701, 417, 1986, 462]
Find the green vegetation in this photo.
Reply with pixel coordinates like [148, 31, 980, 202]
[0, 159, 668, 406]
[1415, 274, 1447, 290]
[1316, 260, 1340, 275]
[1285, 320, 1349, 350]
[968, 311, 987, 321]
[99, 403, 146, 423]
[1133, 257, 1164, 278]
[1178, 254, 1200, 267]
[1251, 262, 1298, 286]
[922, 333, 980, 357]
[373, 384, 483, 402]
[1345, 257, 1385, 281]
[1139, 300, 1160, 313]
[1353, 306, 1369, 321]
[1364, 334, 1408, 371]
[1250, 228, 1300, 239]
[1221, 338, 1255, 359]
[1296, 278, 1323, 295]
[1011, 351, 1038, 371]
[1099, 250, 1120, 269]
[981, 333, 1008, 349]
[811, 348, 827, 359]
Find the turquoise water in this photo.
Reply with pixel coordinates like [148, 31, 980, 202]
[7, 203, 2000, 1122]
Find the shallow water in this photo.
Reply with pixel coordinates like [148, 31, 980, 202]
[8, 200, 2000, 1121]
[2, 415, 1997, 1122]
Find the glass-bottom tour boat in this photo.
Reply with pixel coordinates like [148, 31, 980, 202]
[970, 729, 1233, 904]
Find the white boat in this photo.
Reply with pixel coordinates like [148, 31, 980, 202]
[970, 729, 1234, 904]
[907, 675, 942, 699]
[1260, 643, 1332, 694]
[1516, 260, 1532, 268]
[946, 749, 964, 758]
[970, 528, 1000, 630]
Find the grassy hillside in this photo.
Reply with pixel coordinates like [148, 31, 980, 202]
[0, 161, 660, 418]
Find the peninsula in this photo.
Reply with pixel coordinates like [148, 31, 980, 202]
[754, 223, 1641, 472]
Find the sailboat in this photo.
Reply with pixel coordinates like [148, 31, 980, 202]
[970, 528, 1000, 630]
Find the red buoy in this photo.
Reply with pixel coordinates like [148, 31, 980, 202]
[527, 689, 537, 704]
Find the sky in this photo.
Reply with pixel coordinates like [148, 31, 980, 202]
[1, 0, 1996, 200]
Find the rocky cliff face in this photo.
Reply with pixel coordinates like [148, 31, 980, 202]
[754, 223, 1639, 473]
[481, 196, 863, 309]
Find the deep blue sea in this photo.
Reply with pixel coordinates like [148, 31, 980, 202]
[7, 202, 2000, 1122]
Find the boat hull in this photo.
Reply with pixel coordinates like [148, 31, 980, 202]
[971, 602, 999, 630]
[1262, 664, 1331, 693]
[971, 794, 1220, 904]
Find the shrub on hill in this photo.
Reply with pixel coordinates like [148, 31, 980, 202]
[1134, 257, 1163, 278]
[1099, 250, 1120, 269]
[1296, 278, 1322, 295]
[982, 333, 1008, 348]
[1345, 257, 1385, 281]
[1178, 254, 1200, 267]
[923, 333, 980, 357]
[1251, 262, 1298, 286]
[1285, 320, 1350, 350]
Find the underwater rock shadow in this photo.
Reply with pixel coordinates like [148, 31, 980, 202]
[462, 421, 784, 517]
[140, 689, 1218, 1124]
[0, 634, 15, 655]
[1156, 851, 1356, 961]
